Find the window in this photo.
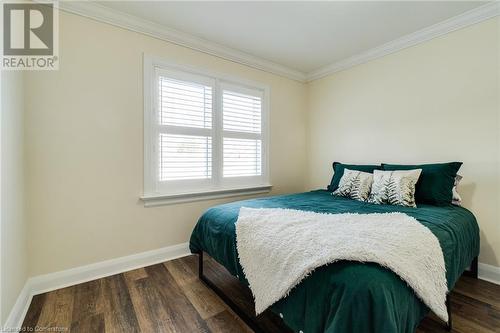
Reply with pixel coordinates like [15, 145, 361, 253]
[143, 57, 270, 205]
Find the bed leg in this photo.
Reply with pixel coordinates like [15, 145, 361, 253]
[446, 294, 452, 331]
[463, 256, 479, 279]
[471, 256, 478, 279]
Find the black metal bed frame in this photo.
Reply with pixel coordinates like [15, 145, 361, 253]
[198, 251, 479, 332]
[447, 256, 478, 330]
[198, 251, 266, 333]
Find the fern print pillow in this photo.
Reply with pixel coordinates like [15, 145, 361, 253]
[332, 169, 374, 202]
[368, 169, 422, 207]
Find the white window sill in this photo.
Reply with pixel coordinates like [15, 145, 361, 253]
[140, 184, 272, 207]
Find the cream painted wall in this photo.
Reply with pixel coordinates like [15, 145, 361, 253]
[307, 18, 500, 266]
[1, 71, 27, 324]
[25, 12, 307, 276]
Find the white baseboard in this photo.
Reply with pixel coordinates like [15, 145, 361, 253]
[29, 242, 190, 295]
[2, 283, 33, 332]
[478, 262, 500, 285]
[2, 242, 190, 331]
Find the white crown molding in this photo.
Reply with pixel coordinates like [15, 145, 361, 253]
[56, 1, 307, 82]
[42, 2, 500, 82]
[306, 2, 500, 82]
[2, 242, 190, 331]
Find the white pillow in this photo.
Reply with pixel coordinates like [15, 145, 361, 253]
[368, 169, 422, 207]
[452, 175, 463, 206]
[332, 169, 374, 202]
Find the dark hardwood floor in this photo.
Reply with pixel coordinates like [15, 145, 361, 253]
[22, 255, 500, 333]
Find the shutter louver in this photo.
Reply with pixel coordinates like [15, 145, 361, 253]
[223, 138, 261, 177]
[223, 91, 261, 134]
[159, 134, 212, 181]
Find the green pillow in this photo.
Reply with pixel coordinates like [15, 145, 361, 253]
[382, 162, 462, 206]
[328, 162, 381, 192]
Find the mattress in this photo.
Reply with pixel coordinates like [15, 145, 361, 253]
[189, 190, 479, 333]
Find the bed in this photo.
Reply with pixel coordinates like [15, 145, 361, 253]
[189, 190, 480, 333]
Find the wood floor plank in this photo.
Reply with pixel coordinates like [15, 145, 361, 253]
[166, 252, 226, 320]
[450, 292, 500, 332]
[71, 313, 105, 333]
[36, 287, 74, 332]
[206, 310, 254, 333]
[21, 255, 500, 333]
[145, 263, 211, 332]
[124, 268, 148, 282]
[181, 279, 227, 320]
[21, 293, 46, 330]
[71, 279, 102, 324]
[454, 276, 500, 310]
[164, 258, 197, 287]
[133, 276, 177, 332]
[123, 274, 153, 333]
[100, 274, 141, 333]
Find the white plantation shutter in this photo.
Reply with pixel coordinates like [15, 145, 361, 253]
[155, 69, 214, 185]
[145, 60, 269, 198]
[222, 88, 263, 178]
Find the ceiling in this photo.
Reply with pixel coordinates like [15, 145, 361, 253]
[97, 1, 486, 74]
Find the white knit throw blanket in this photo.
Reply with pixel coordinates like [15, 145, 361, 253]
[235, 207, 448, 321]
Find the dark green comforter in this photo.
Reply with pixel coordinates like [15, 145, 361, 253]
[189, 190, 479, 333]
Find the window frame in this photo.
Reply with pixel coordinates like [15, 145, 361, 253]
[142, 55, 271, 206]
